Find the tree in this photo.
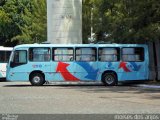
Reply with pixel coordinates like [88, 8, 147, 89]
[1, 0, 160, 45]
[82, 0, 92, 43]
[11, 0, 47, 44]
[82, 0, 160, 43]
[0, 0, 47, 46]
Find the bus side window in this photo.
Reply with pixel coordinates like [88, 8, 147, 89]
[98, 48, 119, 62]
[52, 48, 74, 61]
[75, 48, 96, 62]
[122, 47, 144, 62]
[29, 48, 51, 62]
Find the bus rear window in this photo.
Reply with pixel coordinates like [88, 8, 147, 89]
[0, 51, 11, 63]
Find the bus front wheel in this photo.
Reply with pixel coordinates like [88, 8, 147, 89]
[102, 72, 117, 86]
[30, 73, 45, 86]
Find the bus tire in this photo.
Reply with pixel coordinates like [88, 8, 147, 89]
[102, 72, 117, 86]
[30, 73, 45, 86]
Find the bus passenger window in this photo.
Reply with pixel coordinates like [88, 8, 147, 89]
[52, 48, 74, 61]
[75, 48, 96, 61]
[98, 48, 119, 61]
[122, 47, 144, 62]
[29, 48, 50, 62]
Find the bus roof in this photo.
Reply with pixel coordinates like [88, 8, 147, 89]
[0, 46, 13, 51]
[14, 43, 148, 49]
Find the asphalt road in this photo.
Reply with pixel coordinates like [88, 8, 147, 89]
[0, 82, 160, 114]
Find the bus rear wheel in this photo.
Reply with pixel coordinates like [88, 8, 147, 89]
[30, 73, 45, 86]
[102, 72, 117, 86]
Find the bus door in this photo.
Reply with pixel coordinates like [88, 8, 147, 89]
[119, 47, 147, 80]
[75, 47, 98, 81]
[52, 47, 77, 81]
[8, 48, 28, 81]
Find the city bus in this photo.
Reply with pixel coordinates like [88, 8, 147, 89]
[6, 44, 149, 86]
[0, 46, 13, 80]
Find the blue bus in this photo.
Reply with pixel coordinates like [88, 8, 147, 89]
[6, 44, 149, 86]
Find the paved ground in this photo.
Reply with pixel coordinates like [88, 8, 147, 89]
[0, 82, 160, 114]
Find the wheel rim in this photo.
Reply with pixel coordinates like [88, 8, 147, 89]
[33, 76, 41, 83]
[105, 75, 114, 85]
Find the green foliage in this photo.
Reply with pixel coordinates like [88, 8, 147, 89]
[0, 0, 47, 46]
[0, 0, 160, 45]
[82, 0, 92, 43]
[83, 0, 160, 43]
[0, 10, 11, 37]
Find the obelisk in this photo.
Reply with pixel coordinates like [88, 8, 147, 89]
[47, 0, 82, 44]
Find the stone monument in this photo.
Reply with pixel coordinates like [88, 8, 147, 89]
[47, 0, 82, 44]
